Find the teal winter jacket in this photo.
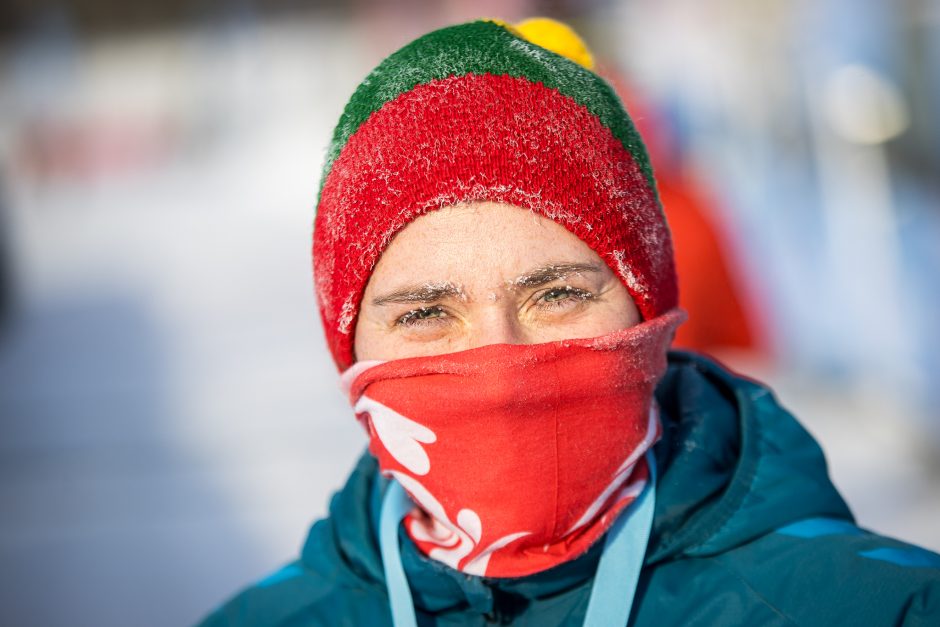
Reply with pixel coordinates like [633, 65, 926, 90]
[200, 352, 940, 626]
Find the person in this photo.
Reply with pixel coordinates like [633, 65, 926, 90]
[200, 18, 940, 626]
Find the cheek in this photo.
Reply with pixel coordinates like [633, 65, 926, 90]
[540, 304, 637, 342]
[610, 287, 642, 327]
[353, 311, 465, 362]
[352, 313, 386, 362]
[598, 299, 641, 333]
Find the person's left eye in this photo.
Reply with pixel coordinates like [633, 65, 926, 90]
[395, 305, 450, 328]
[536, 286, 595, 309]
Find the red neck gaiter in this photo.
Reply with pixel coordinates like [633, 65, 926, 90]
[341, 310, 684, 578]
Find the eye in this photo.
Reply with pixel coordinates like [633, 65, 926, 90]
[537, 286, 594, 309]
[396, 305, 449, 327]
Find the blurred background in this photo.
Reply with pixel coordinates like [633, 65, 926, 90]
[0, 0, 938, 625]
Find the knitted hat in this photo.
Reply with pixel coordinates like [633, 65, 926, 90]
[313, 18, 678, 371]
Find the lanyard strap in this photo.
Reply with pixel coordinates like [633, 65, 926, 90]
[581, 452, 657, 626]
[379, 479, 419, 627]
[379, 453, 657, 627]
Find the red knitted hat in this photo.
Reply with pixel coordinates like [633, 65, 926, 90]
[313, 18, 678, 371]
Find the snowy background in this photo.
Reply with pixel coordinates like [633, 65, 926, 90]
[1, 1, 938, 626]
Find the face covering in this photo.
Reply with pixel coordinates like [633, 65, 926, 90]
[341, 309, 684, 579]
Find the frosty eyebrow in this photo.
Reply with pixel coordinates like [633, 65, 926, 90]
[511, 262, 603, 289]
[371, 263, 601, 306]
[372, 282, 465, 306]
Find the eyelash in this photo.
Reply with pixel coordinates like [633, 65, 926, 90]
[537, 286, 595, 309]
[394, 287, 595, 328]
[396, 306, 449, 327]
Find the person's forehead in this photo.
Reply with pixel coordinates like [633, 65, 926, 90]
[380, 202, 593, 254]
[365, 202, 609, 288]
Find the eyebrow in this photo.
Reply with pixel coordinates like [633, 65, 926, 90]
[370, 262, 603, 306]
[510, 262, 603, 289]
[372, 282, 465, 306]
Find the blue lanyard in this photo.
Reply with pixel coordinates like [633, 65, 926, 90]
[379, 453, 657, 627]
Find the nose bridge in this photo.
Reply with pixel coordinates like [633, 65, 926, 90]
[468, 303, 524, 349]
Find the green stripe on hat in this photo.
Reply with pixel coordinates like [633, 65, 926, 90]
[319, 20, 655, 198]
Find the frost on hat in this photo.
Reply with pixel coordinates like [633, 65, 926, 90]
[313, 18, 678, 370]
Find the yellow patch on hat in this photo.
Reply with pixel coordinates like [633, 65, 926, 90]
[513, 17, 596, 70]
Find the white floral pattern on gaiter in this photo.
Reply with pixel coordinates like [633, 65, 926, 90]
[390, 470, 531, 575]
[355, 395, 436, 476]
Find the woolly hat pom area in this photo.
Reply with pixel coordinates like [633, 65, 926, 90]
[313, 18, 678, 371]
[487, 17, 596, 69]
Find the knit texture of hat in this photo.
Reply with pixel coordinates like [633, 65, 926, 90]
[313, 18, 678, 371]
